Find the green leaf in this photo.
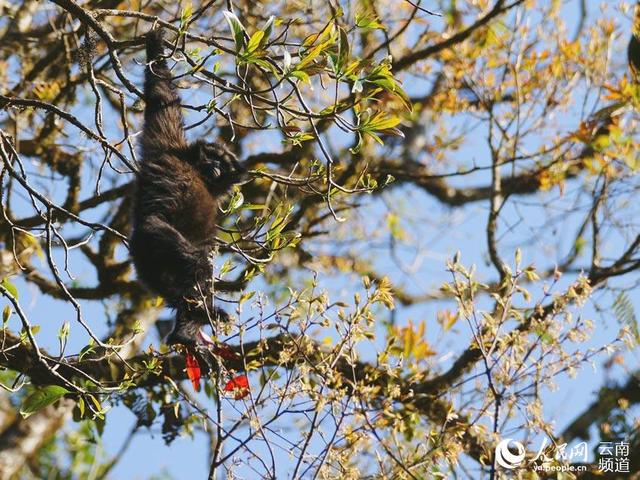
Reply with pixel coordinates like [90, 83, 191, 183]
[57, 321, 69, 341]
[222, 190, 244, 213]
[355, 12, 386, 30]
[219, 259, 234, 276]
[296, 41, 327, 71]
[359, 111, 403, 146]
[261, 16, 276, 46]
[88, 394, 105, 419]
[366, 131, 384, 145]
[78, 396, 85, 417]
[366, 65, 413, 111]
[79, 340, 96, 361]
[180, 3, 193, 28]
[336, 26, 349, 75]
[246, 30, 264, 54]
[251, 58, 279, 76]
[1, 278, 18, 298]
[223, 11, 247, 52]
[290, 70, 310, 83]
[368, 114, 401, 130]
[20, 385, 70, 418]
[240, 203, 266, 210]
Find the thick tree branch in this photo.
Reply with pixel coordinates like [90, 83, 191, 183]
[562, 371, 640, 442]
[394, 0, 525, 71]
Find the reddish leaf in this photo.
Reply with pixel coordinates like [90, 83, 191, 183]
[212, 343, 238, 360]
[282, 125, 302, 134]
[223, 374, 249, 399]
[185, 352, 201, 392]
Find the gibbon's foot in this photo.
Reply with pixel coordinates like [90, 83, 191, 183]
[145, 29, 165, 61]
[166, 305, 231, 348]
[166, 321, 216, 348]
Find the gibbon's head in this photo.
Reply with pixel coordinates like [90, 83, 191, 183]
[193, 140, 248, 193]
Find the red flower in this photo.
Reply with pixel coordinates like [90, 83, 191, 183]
[223, 374, 249, 399]
[185, 352, 201, 392]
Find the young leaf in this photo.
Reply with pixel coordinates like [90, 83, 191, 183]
[223, 11, 247, 52]
[56, 322, 69, 343]
[336, 26, 350, 75]
[246, 30, 265, 54]
[1, 278, 18, 298]
[180, 3, 193, 31]
[296, 40, 329, 71]
[355, 12, 386, 30]
[261, 16, 276, 47]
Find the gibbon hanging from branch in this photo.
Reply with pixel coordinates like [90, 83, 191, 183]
[130, 29, 246, 388]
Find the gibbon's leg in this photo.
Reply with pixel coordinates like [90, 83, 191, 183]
[142, 29, 187, 156]
[131, 215, 209, 303]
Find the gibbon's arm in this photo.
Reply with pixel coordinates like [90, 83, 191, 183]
[142, 29, 187, 156]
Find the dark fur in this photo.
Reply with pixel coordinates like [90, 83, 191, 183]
[131, 29, 245, 346]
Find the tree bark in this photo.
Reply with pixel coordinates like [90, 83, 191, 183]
[0, 399, 75, 480]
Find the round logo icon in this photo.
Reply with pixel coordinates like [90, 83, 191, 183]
[495, 438, 526, 469]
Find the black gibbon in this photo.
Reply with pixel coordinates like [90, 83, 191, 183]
[130, 29, 245, 347]
[630, 3, 640, 81]
[630, 34, 640, 82]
